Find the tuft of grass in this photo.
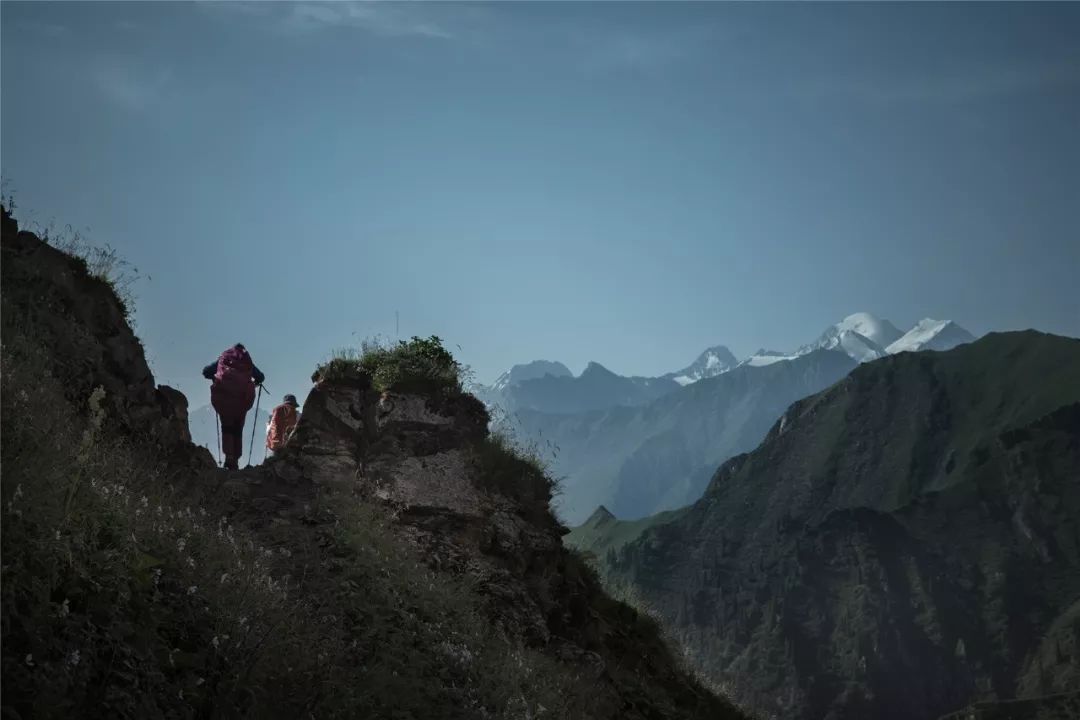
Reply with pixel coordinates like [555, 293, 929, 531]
[314, 336, 464, 396]
[8, 206, 143, 321]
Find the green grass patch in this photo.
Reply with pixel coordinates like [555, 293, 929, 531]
[314, 336, 464, 396]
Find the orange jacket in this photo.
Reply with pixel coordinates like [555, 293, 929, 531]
[266, 403, 299, 451]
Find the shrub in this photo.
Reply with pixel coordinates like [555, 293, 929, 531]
[314, 336, 464, 396]
[359, 335, 462, 394]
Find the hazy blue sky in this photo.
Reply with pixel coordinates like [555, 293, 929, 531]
[3, 1, 1078, 407]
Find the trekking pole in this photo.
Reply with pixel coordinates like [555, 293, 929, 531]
[215, 412, 222, 467]
[247, 384, 263, 468]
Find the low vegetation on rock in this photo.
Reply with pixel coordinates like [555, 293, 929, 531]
[314, 336, 464, 396]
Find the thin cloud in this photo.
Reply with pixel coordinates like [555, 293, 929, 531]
[94, 64, 173, 112]
[284, 2, 452, 39]
[198, 1, 452, 40]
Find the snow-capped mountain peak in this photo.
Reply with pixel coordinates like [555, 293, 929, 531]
[737, 349, 798, 368]
[664, 345, 737, 386]
[795, 312, 900, 364]
[886, 318, 976, 354]
[821, 329, 887, 363]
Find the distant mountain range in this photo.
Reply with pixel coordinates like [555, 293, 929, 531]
[566, 331, 1080, 720]
[474, 312, 978, 522]
[478, 313, 975, 412]
[514, 349, 857, 524]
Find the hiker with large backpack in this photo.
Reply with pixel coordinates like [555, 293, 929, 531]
[202, 343, 265, 470]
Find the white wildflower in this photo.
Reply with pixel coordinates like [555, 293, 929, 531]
[59, 598, 70, 617]
[212, 636, 220, 649]
[177, 538, 186, 553]
[187, 585, 197, 595]
[25, 653, 34, 667]
[67, 649, 80, 667]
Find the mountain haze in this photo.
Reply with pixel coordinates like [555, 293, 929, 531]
[515, 349, 857, 523]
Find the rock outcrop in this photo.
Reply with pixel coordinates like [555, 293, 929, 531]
[1, 207, 214, 470]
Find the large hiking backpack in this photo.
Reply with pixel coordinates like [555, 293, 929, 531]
[214, 345, 255, 402]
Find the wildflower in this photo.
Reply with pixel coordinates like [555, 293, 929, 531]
[196, 677, 205, 686]
[177, 538, 186, 553]
[58, 598, 70, 617]
[141, 495, 149, 507]
[212, 636, 220, 649]
[186, 556, 196, 569]
[25, 654, 34, 667]
[14, 484, 24, 501]
[187, 585, 197, 595]
[67, 649, 80, 667]
[55, 529, 61, 541]
[219, 573, 229, 584]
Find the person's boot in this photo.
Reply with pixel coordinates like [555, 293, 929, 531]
[223, 456, 239, 471]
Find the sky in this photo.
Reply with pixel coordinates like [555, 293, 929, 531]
[3, 1, 1079, 409]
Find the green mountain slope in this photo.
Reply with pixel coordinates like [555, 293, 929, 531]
[583, 332, 1080, 720]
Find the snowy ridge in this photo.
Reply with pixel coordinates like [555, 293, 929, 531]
[664, 345, 737, 385]
[737, 350, 797, 368]
[886, 319, 976, 354]
[738, 312, 975, 368]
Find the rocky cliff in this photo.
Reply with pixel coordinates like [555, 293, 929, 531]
[0, 206, 744, 719]
[573, 332, 1080, 720]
